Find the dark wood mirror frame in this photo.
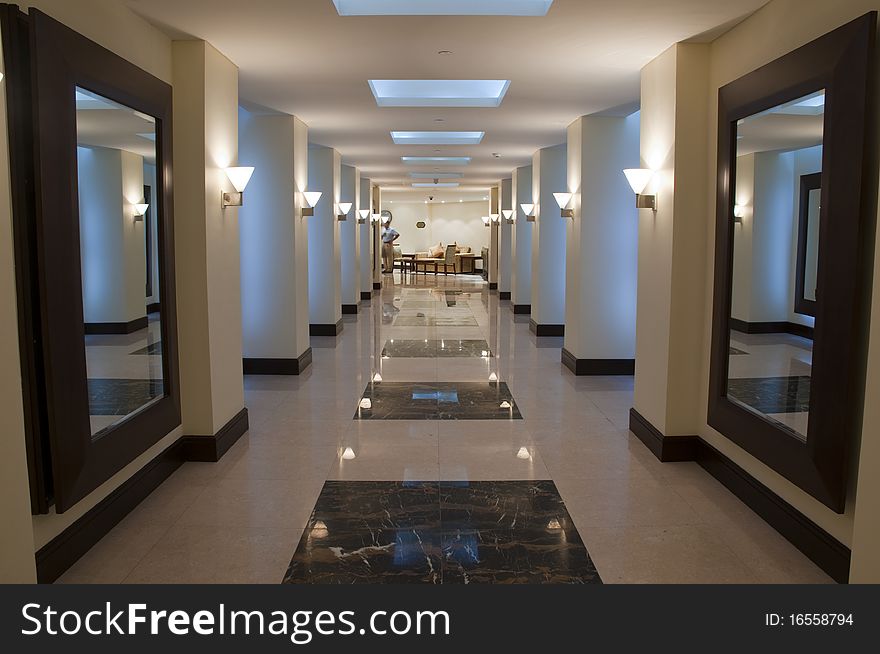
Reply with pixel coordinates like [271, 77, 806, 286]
[794, 172, 821, 317]
[709, 13, 876, 513]
[1, 6, 181, 513]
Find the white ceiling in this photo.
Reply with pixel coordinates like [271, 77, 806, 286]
[127, 0, 768, 196]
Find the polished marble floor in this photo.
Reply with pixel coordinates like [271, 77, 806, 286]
[58, 273, 833, 584]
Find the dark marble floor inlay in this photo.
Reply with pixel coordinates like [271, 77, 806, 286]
[727, 376, 811, 414]
[382, 339, 492, 359]
[131, 341, 163, 355]
[729, 346, 748, 355]
[355, 382, 523, 420]
[88, 378, 164, 415]
[283, 481, 601, 584]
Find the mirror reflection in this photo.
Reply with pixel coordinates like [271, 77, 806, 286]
[728, 90, 824, 442]
[76, 88, 164, 437]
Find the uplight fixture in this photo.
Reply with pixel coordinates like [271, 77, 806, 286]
[358, 209, 370, 224]
[623, 169, 656, 211]
[132, 203, 150, 221]
[222, 166, 255, 208]
[371, 214, 382, 225]
[553, 192, 574, 218]
[301, 191, 322, 217]
[520, 203, 536, 222]
[482, 216, 491, 227]
[733, 204, 746, 224]
[337, 202, 352, 221]
[490, 214, 500, 224]
[502, 209, 514, 224]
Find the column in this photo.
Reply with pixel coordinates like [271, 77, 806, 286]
[499, 177, 513, 300]
[372, 185, 381, 290]
[562, 114, 640, 375]
[530, 144, 567, 336]
[631, 43, 709, 452]
[340, 164, 360, 314]
[239, 111, 311, 374]
[307, 145, 343, 336]
[511, 164, 533, 314]
[488, 185, 500, 289]
[172, 40, 247, 450]
[359, 177, 373, 300]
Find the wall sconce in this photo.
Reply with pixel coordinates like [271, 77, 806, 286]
[371, 214, 382, 225]
[502, 210, 514, 224]
[623, 168, 656, 211]
[482, 216, 491, 227]
[132, 203, 150, 222]
[520, 203, 536, 222]
[733, 204, 746, 224]
[337, 202, 352, 221]
[222, 166, 255, 209]
[358, 209, 370, 224]
[490, 214, 501, 224]
[553, 193, 574, 218]
[301, 191, 322, 217]
[381, 215, 391, 226]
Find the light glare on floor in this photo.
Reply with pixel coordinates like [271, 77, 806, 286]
[341, 447, 357, 460]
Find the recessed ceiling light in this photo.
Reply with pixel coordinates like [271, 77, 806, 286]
[409, 172, 463, 178]
[391, 131, 484, 145]
[413, 182, 460, 188]
[334, 1, 553, 16]
[369, 80, 511, 108]
[402, 156, 471, 166]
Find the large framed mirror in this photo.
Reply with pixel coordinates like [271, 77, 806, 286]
[708, 13, 875, 513]
[8, 9, 181, 513]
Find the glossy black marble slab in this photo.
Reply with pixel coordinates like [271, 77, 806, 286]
[394, 315, 478, 327]
[131, 341, 163, 355]
[354, 382, 523, 420]
[381, 339, 492, 359]
[88, 378, 164, 415]
[283, 481, 601, 584]
[727, 376, 811, 414]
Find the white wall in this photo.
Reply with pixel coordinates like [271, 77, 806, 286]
[239, 110, 311, 362]
[531, 144, 568, 327]
[340, 163, 360, 307]
[511, 165, 533, 307]
[308, 145, 342, 326]
[564, 114, 640, 361]
[499, 178, 513, 294]
[381, 200, 490, 255]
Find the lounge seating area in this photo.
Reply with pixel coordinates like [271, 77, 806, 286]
[393, 243, 482, 275]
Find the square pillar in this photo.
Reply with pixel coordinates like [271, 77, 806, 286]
[530, 144, 567, 336]
[511, 164, 533, 314]
[307, 145, 343, 336]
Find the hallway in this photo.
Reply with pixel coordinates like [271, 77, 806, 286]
[58, 274, 831, 584]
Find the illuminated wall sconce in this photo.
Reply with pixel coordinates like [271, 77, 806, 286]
[371, 214, 382, 225]
[623, 168, 656, 211]
[301, 191, 322, 217]
[337, 202, 352, 221]
[502, 210, 514, 224]
[381, 214, 391, 226]
[733, 204, 746, 224]
[132, 203, 150, 222]
[553, 192, 574, 218]
[490, 213, 500, 224]
[482, 216, 491, 227]
[520, 203, 536, 222]
[358, 209, 370, 224]
[222, 166, 255, 208]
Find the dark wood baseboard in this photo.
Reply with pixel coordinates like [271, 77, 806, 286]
[243, 348, 312, 375]
[35, 438, 186, 583]
[84, 316, 148, 335]
[181, 407, 249, 463]
[562, 348, 635, 376]
[529, 319, 564, 337]
[310, 320, 344, 337]
[342, 304, 359, 315]
[513, 304, 531, 315]
[360, 291, 372, 301]
[730, 318, 814, 339]
[489, 282, 498, 290]
[373, 282, 381, 290]
[499, 291, 511, 301]
[628, 408, 699, 462]
[147, 302, 161, 314]
[629, 407, 850, 583]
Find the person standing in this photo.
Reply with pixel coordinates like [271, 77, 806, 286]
[381, 217, 400, 275]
